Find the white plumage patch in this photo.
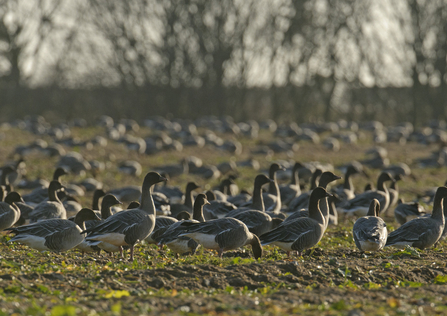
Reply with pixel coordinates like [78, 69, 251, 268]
[87, 233, 127, 246]
[183, 233, 218, 250]
[9, 235, 48, 251]
[167, 239, 197, 254]
[271, 241, 294, 252]
[359, 240, 382, 252]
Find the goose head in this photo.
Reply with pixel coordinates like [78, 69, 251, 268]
[193, 193, 209, 222]
[367, 199, 381, 217]
[53, 167, 68, 181]
[75, 208, 101, 228]
[186, 182, 200, 192]
[101, 194, 122, 208]
[309, 187, 333, 206]
[254, 174, 273, 188]
[4, 191, 24, 205]
[127, 201, 140, 209]
[318, 171, 342, 188]
[250, 234, 263, 259]
[205, 190, 216, 201]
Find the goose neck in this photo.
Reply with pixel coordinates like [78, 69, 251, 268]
[252, 182, 265, 212]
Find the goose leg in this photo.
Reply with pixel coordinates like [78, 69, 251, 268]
[129, 245, 134, 261]
[119, 246, 124, 258]
[218, 249, 223, 259]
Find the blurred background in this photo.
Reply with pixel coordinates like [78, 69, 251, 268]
[0, 0, 446, 125]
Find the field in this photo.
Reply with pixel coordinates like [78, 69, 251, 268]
[1, 121, 447, 315]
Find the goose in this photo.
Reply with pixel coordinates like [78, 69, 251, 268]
[145, 216, 178, 244]
[28, 181, 67, 223]
[156, 194, 209, 255]
[83, 172, 167, 261]
[108, 185, 141, 203]
[337, 172, 394, 217]
[285, 171, 341, 228]
[394, 198, 426, 226]
[333, 164, 364, 203]
[279, 162, 302, 206]
[262, 163, 285, 214]
[0, 192, 23, 230]
[179, 217, 263, 259]
[385, 186, 447, 249]
[352, 199, 388, 252]
[7, 208, 100, 252]
[287, 169, 323, 213]
[229, 174, 273, 215]
[169, 182, 200, 218]
[259, 187, 331, 257]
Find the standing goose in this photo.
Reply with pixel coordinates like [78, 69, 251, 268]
[385, 186, 447, 249]
[179, 217, 263, 259]
[333, 164, 363, 203]
[0, 192, 23, 230]
[83, 172, 167, 261]
[156, 194, 209, 255]
[91, 189, 106, 210]
[287, 169, 323, 213]
[352, 199, 388, 252]
[169, 182, 200, 218]
[279, 162, 302, 206]
[236, 174, 273, 213]
[228, 209, 283, 237]
[28, 181, 67, 223]
[262, 163, 285, 214]
[7, 208, 100, 252]
[337, 172, 394, 217]
[259, 187, 331, 257]
[284, 171, 341, 229]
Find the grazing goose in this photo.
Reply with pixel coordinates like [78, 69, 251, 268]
[156, 194, 209, 255]
[352, 199, 388, 252]
[394, 199, 426, 226]
[287, 169, 323, 213]
[259, 187, 331, 257]
[83, 172, 167, 261]
[0, 192, 23, 230]
[7, 208, 100, 252]
[262, 163, 285, 214]
[179, 217, 263, 259]
[279, 162, 302, 206]
[337, 172, 394, 217]
[169, 182, 200, 218]
[28, 181, 67, 223]
[385, 186, 447, 249]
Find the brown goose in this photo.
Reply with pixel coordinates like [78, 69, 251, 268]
[279, 162, 302, 206]
[28, 181, 67, 223]
[83, 172, 167, 261]
[155, 194, 209, 255]
[179, 217, 263, 259]
[352, 199, 387, 252]
[8, 208, 100, 252]
[262, 163, 285, 214]
[0, 192, 23, 230]
[386, 186, 447, 249]
[260, 187, 331, 257]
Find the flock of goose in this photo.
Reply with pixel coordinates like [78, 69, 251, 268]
[0, 115, 447, 262]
